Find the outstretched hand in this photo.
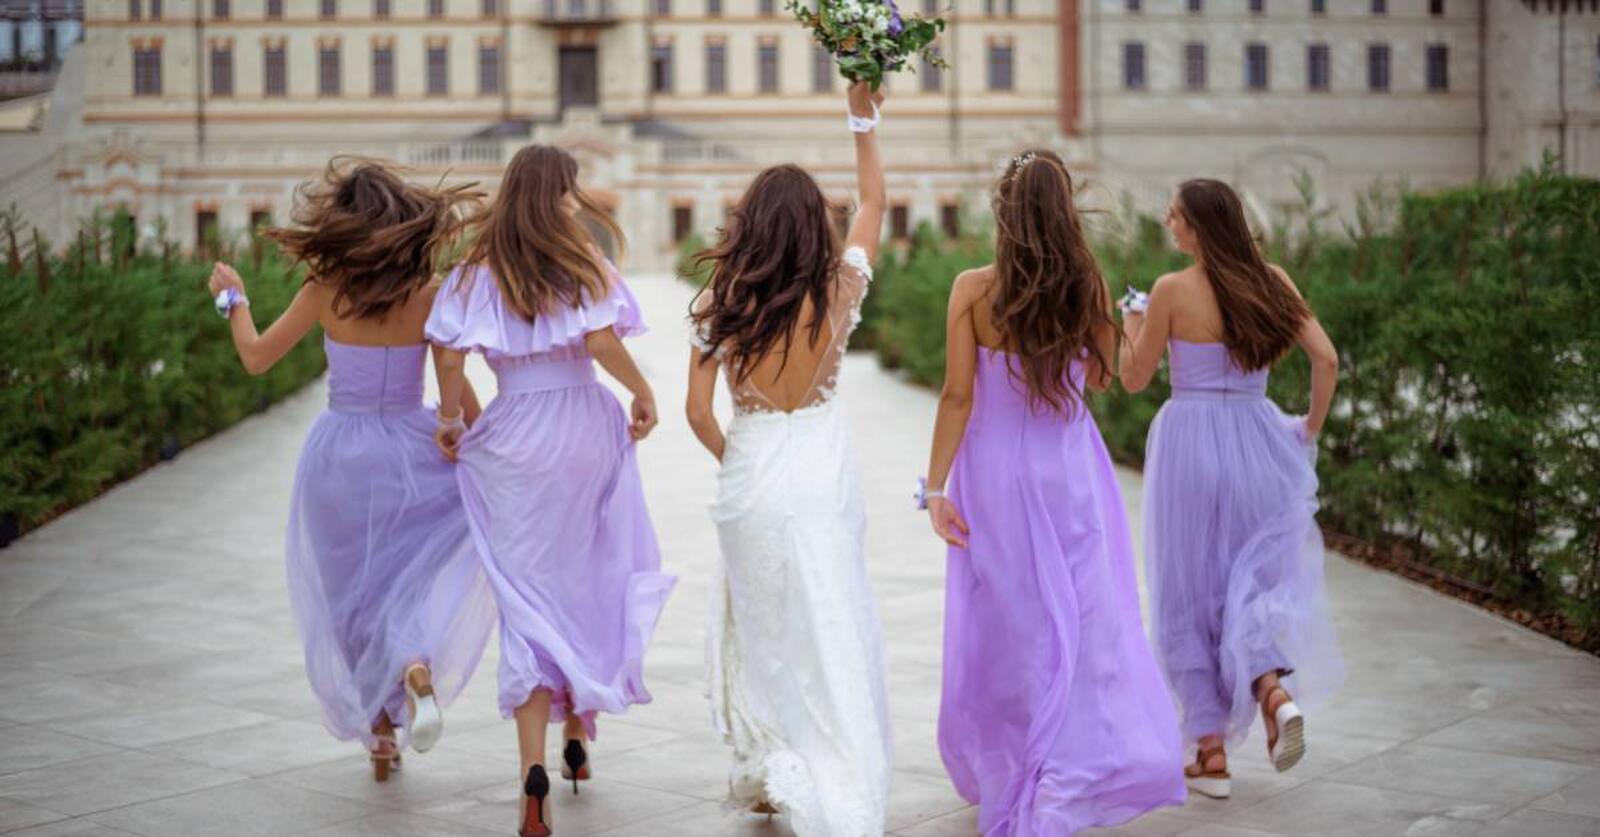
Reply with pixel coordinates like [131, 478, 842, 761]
[847, 81, 885, 120]
[208, 262, 245, 296]
[928, 496, 970, 549]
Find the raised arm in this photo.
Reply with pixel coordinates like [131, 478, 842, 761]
[585, 327, 659, 441]
[208, 262, 324, 376]
[1118, 274, 1176, 393]
[923, 270, 982, 548]
[843, 82, 886, 263]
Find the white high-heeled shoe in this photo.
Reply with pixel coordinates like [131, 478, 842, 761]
[1263, 685, 1305, 773]
[404, 664, 443, 753]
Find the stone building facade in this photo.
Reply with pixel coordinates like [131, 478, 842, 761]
[8, 0, 1599, 267]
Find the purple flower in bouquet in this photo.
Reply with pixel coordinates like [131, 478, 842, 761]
[884, 0, 903, 35]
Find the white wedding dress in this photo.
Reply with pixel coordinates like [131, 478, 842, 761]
[696, 247, 892, 837]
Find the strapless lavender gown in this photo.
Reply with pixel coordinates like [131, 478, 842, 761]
[285, 337, 496, 748]
[1143, 340, 1344, 752]
[940, 348, 1185, 836]
[425, 264, 675, 728]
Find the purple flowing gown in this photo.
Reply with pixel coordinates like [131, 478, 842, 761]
[940, 348, 1185, 836]
[286, 337, 496, 748]
[1143, 340, 1344, 753]
[425, 263, 675, 729]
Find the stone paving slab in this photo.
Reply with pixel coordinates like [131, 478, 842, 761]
[1, 275, 1597, 836]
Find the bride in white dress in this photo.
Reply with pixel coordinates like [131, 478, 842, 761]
[684, 82, 891, 837]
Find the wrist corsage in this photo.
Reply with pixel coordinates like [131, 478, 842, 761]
[1119, 286, 1149, 316]
[214, 287, 249, 318]
[915, 477, 945, 511]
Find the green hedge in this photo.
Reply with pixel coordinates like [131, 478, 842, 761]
[0, 209, 326, 542]
[862, 168, 1600, 651]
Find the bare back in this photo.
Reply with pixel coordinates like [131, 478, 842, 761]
[1158, 265, 1228, 344]
[319, 281, 441, 347]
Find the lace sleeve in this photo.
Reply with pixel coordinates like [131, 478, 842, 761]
[835, 246, 873, 336]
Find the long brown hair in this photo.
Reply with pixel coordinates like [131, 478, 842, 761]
[267, 157, 479, 320]
[464, 144, 623, 322]
[1176, 178, 1310, 371]
[990, 149, 1115, 417]
[689, 163, 838, 380]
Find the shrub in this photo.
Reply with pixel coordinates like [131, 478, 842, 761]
[865, 166, 1600, 651]
[0, 209, 326, 541]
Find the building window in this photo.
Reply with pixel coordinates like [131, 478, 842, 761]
[706, 43, 726, 93]
[982, 0, 994, 16]
[482, 0, 497, 14]
[813, 45, 833, 93]
[428, 0, 444, 16]
[373, 45, 394, 95]
[266, 0, 282, 17]
[921, 0, 936, 13]
[1187, 0, 1201, 10]
[129, 0, 140, 20]
[987, 43, 1013, 91]
[1245, 42, 1269, 91]
[264, 45, 286, 96]
[940, 202, 959, 238]
[1368, 43, 1390, 92]
[707, 0, 720, 15]
[1122, 42, 1146, 91]
[1125, 0, 1139, 11]
[249, 209, 271, 230]
[651, 42, 673, 93]
[319, 45, 341, 96]
[921, 46, 942, 92]
[653, 0, 669, 13]
[1183, 42, 1205, 90]
[320, 0, 336, 18]
[758, 0, 774, 14]
[758, 42, 779, 93]
[672, 204, 693, 244]
[480, 44, 501, 94]
[210, 45, 232, 96]
[1249, 0, 1263, 13]
[1430, 0, 1443, 15]
[427, 45, 449, 95]
[374, 0, 390, 16]
[196, 210, 219, 256]
[212, 0, 228, 18]
[1310, 0, 1324, 13]
[1307, 43, 1329, 91]
[132, 46, 161, 96]
[1371, 0, 1385, 14]
[150, 0, 162, 18]
[890, 204, 909, 240]
[1426, 44, 1448, 91]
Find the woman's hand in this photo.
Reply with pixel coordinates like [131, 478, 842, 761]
[928, 496, 970, 549]
[630, 396, 659, 441]
[847, 80, 884, 120]
[208, 262, 245, 295]
[435, 409, 466, 462]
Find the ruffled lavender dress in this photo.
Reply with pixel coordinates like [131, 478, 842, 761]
[425, 263, 675, 728]
[286, 337, 496, 747]
[940, 349, 1185, 836]
[1143, 340, 1344, 752]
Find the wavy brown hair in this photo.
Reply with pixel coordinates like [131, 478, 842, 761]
[689, 163, 839, 380]
[463, 144, 622, 322]
[266, 157, 480, 320]
[990, 149, 1116, 417]
[1176, 178, 1310, 371]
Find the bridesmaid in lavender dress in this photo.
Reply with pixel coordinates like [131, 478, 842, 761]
[428, 145, 676, 837]
[922, 150, 1184, 836]
[1120, 178, 1343, 800]
[207, 160, 495, 780]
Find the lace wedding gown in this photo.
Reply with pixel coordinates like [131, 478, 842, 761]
[696, 247, 892, 837]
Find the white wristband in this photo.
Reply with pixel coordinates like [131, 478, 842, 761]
[436, 409, 466, 433]
[847, 101, 881, 134]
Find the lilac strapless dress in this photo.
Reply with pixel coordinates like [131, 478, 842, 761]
[285, 337, 496, 748]
[940, 348, 1185, 836]
[1142, 340, 1344, 752]
[425, 264, 675, 729]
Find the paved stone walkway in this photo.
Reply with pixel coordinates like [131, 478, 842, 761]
[2, 275, 1598, 837]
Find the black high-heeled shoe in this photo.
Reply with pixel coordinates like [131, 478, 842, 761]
[560, 739, 589, 795]
[519, 764, 551, 837]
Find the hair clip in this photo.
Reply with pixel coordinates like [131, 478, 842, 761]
[1011, 150, 1038, 170]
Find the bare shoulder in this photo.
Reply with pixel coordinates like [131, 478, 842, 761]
[1266, 263, 1304, 297]
[952, 265, 995, 303]
[690, 286, 713, 314]
[1149, 269, 1192, 298]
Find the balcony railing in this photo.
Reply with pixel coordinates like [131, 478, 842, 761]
[537, 0, 616, 24]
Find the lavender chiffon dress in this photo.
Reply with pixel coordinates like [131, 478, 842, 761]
[940, 348, 1185, 836]
[425, 264, 675, 729]
[1142, 339, 1344, 752]
[286, 337, 496, 748]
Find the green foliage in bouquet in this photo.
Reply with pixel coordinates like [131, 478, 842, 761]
[0, 208, 326, 540]
[786, 0, 946, 90]
[861, 163, 1600, 651]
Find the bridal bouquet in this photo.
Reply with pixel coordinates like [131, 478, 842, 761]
[786, 0, 947, 91]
